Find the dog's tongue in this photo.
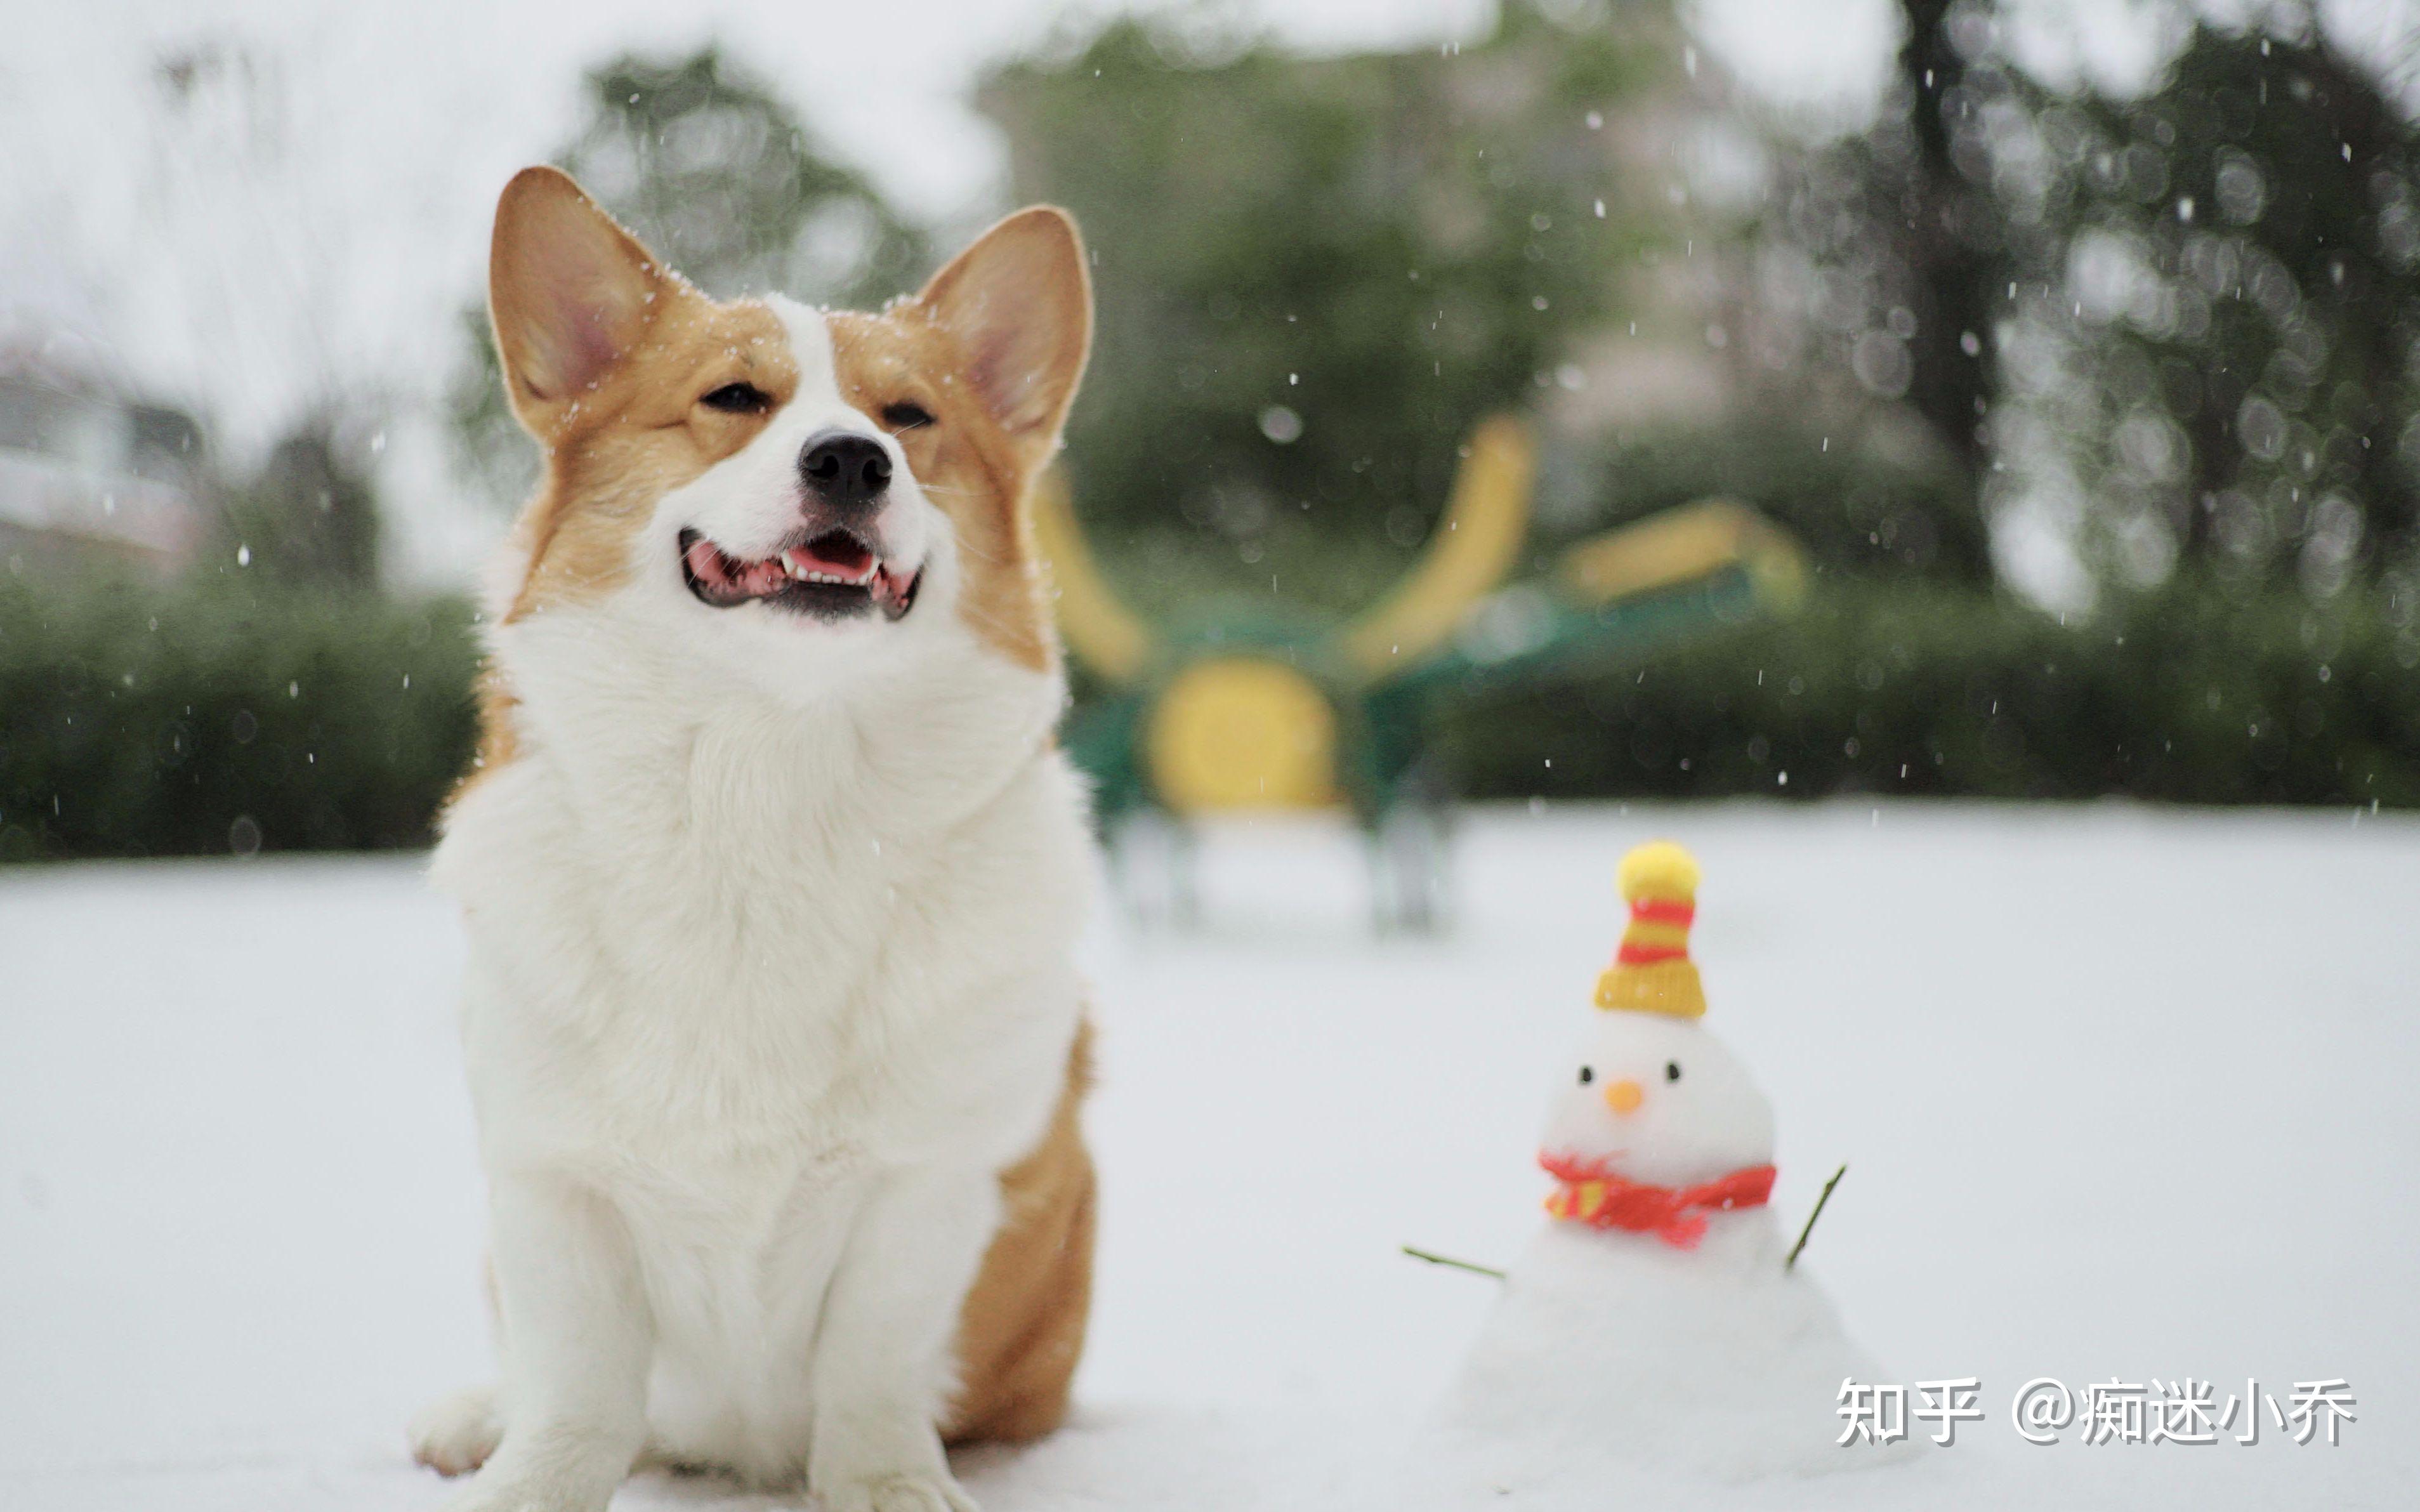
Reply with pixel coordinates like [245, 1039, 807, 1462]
[684, 536, 786, 598]
[683, 536, 727, 584]
[684, 528, 910, 609]
[782, 532, 876, 585]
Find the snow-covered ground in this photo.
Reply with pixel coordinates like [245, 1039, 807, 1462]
[4, 801, 2416, 1509]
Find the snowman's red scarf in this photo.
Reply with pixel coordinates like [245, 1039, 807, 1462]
[1538, 1152, 1776, 1250]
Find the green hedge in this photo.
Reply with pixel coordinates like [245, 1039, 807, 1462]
[3, 574, 2414, 863]
[0, 577, 478, 861]
[1438, 578, 2420, 808]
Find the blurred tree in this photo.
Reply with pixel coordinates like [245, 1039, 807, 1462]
[1893, 0, 2008, 480]
[449, 47, 928, 509]
[1746, 0, 2019, 581]
[2048, 14, 2420, 591]
[213, 414, 380, 586]
[1756, 0, 2420, 596]
[560, 50, 927, 301]
[978, 2, 1667, 608]
[1588, 417, 1986, 580]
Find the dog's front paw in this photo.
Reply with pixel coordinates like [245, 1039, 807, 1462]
[438, 1480, 561, 1512]
[819, 1471, 979, 1512]
[425, 1423, 631, 1512]
[437, 1468, 608, 1512]
[410, 1383, 503, 1477]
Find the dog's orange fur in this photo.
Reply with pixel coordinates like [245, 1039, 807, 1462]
[829, 308, 1055, 673]
[461, 167, 1098, 1445]
[944, 1023, 1097, 1443]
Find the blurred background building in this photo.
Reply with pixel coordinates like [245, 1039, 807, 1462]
[0, 347, 208, 574]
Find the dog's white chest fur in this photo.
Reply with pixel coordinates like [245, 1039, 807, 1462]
[432, 598, 1091, 1483]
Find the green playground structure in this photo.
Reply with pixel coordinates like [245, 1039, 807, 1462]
[1034, 415, 1808, 929]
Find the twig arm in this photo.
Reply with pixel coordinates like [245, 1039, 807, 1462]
[1401, 1244, 1507, 1281]
[1784, 1163, 1848, 1272]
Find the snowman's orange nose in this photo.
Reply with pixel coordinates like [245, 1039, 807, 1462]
[1603, 1078, 1645, 1115]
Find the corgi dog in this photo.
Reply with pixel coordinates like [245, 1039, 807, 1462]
[407, 166, 1098, 1512]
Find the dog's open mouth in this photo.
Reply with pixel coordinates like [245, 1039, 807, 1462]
[679, 527, 919, 621]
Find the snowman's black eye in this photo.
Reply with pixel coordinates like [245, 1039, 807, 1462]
[1577, 1065, 1595, 1085]
[1664, 1061, 1682, 1082]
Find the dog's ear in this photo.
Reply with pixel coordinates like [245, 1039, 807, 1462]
[488, 166, 669, 438]
[916, 207, 1092, 459]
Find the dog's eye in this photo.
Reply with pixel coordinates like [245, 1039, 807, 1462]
[1577, 1065, 1593, 1086]
[1664, 1061, 1683, 1082]
[699, 383, 771, 414]
[880, 401, 935, 431]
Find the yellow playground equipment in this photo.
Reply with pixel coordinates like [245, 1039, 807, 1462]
[1034, 414, 1805, 928]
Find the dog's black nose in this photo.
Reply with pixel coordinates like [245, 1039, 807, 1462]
[798, 431, 891, 512]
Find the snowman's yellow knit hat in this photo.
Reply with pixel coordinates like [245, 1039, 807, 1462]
[1594, 841, 1705, 1018]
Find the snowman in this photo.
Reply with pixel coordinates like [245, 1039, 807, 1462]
[1430, 841, 1917, 1490]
